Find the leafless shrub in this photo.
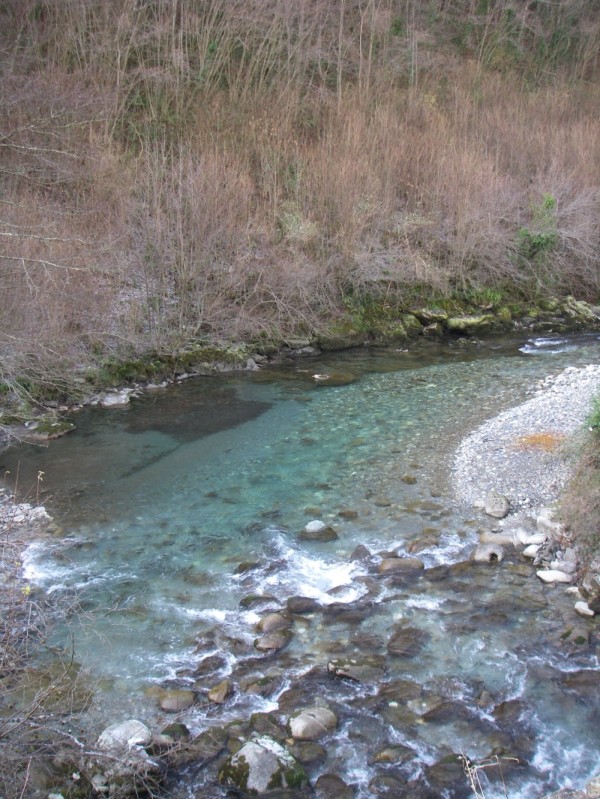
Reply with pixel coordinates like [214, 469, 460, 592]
[0, 0, 599, 393]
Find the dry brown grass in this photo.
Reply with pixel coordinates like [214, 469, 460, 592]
[0, 0, 599, 396]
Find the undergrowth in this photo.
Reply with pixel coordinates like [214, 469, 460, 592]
[0, 0, 599, 398]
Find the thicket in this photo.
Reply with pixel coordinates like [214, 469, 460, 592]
[1, 0, 600, 401]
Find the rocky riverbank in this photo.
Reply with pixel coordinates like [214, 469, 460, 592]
[453, 363, 600, 614]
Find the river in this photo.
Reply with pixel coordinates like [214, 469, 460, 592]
[2, 332, 600, 798]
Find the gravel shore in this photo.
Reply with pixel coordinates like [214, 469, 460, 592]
[452, 364, 600, 514]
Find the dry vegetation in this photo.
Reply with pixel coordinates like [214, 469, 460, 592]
[1, 0, 600, 399]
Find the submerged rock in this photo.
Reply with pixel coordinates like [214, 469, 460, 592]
[387, 626, 429, 658]
[327, 656, 386, 683]
[288, 741, 327, 765]
[218, 736, 307, 794]
[287, 596, 321, 614]
[315, 773, 356, 798]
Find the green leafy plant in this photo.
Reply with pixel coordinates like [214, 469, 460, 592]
[518, 194, 559, 260]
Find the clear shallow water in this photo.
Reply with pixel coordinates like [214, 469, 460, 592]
[3, 333, 600, 798]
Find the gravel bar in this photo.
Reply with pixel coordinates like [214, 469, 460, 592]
[452, 364, 600, 513]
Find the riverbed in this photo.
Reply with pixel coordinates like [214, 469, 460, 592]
[2, 332, 600, 798]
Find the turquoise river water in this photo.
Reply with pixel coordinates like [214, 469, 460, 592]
[2, 333, 600, 798]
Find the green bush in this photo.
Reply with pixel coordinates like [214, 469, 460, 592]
[518, 194, 559, 260]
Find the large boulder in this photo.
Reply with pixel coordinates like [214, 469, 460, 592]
[218, 736, 307, 794]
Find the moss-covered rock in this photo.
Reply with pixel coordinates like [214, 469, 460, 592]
[24, 417, 76, 441]
[318, 330, 365, 351]
[218, 736, 307, 795]
[496, 306, 513, 325]
[400, 313, 423, 337]
[410, 308, 449, 325]
[446, 314, 495, 335]
[560, 296, 600, 327]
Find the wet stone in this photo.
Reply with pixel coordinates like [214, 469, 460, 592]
[368, 771, 409, 797]
[299, 523, 338, 542]
[493, 699, 527, 727]
[407, 692, 444, 718]
[257, 611, 293, 633]
[254, 629, 292, 653]
[288, 706, 338, 741]
[278, 668, 330, 712]
[239, 593, 279, 610]
[160, 722, 190, 741]
[322, 600, 374, 624]
[380, 703, 419, 729]
[250, 711, 287, 741]
[371, 744, 416, 765]
[350, 544, 372, 561]
[165, 726, 228, 768]
[426, 755, 472, 797]
[288, 740, 327, 765]
[234, 560, 260, 574]
[159, 689, 195, 713]
[373, 497, 392, 507]
[377, 679, 422, 703]
[287, 595, 321, 614]
[338, 509, 359, 519]
[387, 626, 429, 657]
[327, 656, 386, 683]
[193, 654, 227, 676]
[378, 556, 425, 574]
[207, 679, 233, 704]
[315, 773, 357, 799]
[558, 626, 590, 648]
[240, 674, 281, 697]
[561, 669, 600, 691]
